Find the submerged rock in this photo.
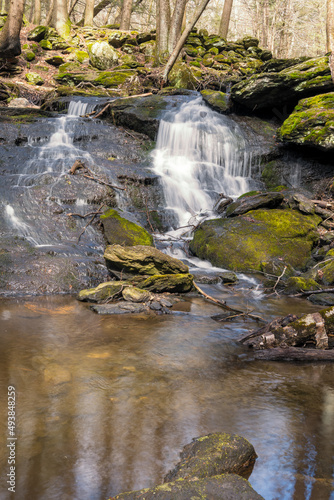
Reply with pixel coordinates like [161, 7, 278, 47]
[113, 473, 264, 499]
[190, 209, 321, 273]
[231, 56, 334, 111]
[164, 432, 257, 482]
[100, 209, 153, 247]
[278, 93, 334, 152]
[104, 244, 188, 278]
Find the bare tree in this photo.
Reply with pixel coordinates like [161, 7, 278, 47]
[50, 0, 71, 37]
[120, 0, 133, 29]
[84, 0, 95, 25]
[0, 0, 25, 58]
[328, 0, 334, 81]
[218, 0, 233, 39]
[33, 0, 41, 24]
[163, 0, 212, 81]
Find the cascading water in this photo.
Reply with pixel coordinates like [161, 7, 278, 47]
[153, 97, 261, 229]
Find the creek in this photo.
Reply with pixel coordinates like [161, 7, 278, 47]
[0, 96, 334, 500]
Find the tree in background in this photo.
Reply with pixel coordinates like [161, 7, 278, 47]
[84, 0, 95, 25]
[120, 0, 133, 29]
[218, 0, 233, 39]
[50, 0, 71, 37]
[156, 0, 188, 62]
[328, 0, 334, 81]
[0, 0, 25, 58]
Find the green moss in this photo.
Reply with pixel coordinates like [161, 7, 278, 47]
[200, 89, 230, 114]
[136, 273, 193, 293]
[94, 70, 135, 87]
[39, 39, 52, 50]
[23, 50, 36, 61]
[261, 161, 281, 189]
[285, 277, 320, 294]
[101, 208, 154, 246]
[238, 190, 262, 199]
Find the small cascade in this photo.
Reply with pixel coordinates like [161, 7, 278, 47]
[152, 97, 261, 229]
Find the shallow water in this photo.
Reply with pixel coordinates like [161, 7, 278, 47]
[0, 293, 334, 500]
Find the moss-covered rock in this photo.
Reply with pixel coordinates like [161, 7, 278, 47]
[108, 31, 132, 48]
[200, 89, 231, 114]
[55, 62, 99, 85]
[100, 208, 154, 247]
[122, 286, 151, 302]
[113, 473, 264, 499]
[285, 277, 320, 294]
[231, 56, 334, 111]
[22, 50, 36, 62]
[39, 39, 52, 50]
[25, 72, 44, 86]
[45, 55, 64, 67]
[27, 25, 48, 42]
[77, 281, 126, 302]
[189, 209, 321, 273]
[165, 433, 257, 482]
[168, 62, 197, 90]
[104, 244, 189, 277]
[87, 41, 119, 70]
[278, 92, 334, 152]
[135, 273, 193, 293]
[94, 69, 136, 87]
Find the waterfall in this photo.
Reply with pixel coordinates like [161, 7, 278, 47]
[152, 97, 260, 228]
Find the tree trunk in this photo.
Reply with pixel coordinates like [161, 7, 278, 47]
[163, 0, 211, 80]
[218, 0, 233, 39]
[0, 0, 25, 59]
[156, 0, 171, 63]
[50, 0, 71, 37]
[77, 0, 115, 27]
[327, 0, 334, 82]
[33, 0, 41, 24]
[119, 0, 133, 30]
[84, 0, 95, 25]
[168, 0, 187, 53]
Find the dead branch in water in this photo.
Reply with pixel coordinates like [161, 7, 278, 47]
[77, 203, 105, 242]
[193, 282, 265, 323]
[292, 287, 334, 298]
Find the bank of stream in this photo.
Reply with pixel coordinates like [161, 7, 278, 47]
[1, 95, 334, 499]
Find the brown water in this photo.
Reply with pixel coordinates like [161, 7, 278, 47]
[0, 292, 334, 500]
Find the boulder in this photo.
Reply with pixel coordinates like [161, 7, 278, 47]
[104, 244, 189, 278]
[27, 25, 47, 42]
[278, 93, 334, 152]
[231, 56, 334, 111]
[135, 273, 193, 293]
[164, 433, 257, 482]
[87, 41, 119, 70]
[113, 474, 264, 499]
[200, 89, 231, 114]
[122, 286, 151, 302]
[108, 31, 131, 48]
[100, 209, 153, 247]
[168, 62, 197, 90]
[225, 192, 284, 217]
[190, 209, 321, 273]
[25, 72, 44, 86]
[77, 281, 126, 302]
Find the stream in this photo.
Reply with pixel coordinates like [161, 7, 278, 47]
[0, 96, 334, 500]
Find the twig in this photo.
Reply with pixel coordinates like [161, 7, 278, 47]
[272, 265, 287, 294]
[82, 173, 126, 191]
[77, 203, 104, 242]
[67, 210, 103, 219]
[193, 282, 265, 322]
[92, 103, 110, 119]
[292, 288, 334, 298]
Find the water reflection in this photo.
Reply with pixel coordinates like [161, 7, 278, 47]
[0, 296, 334, 499]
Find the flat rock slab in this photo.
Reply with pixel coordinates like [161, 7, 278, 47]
[164, 433, 257, 482]
[226, 192, 284, 217]
[90, 302, 149, 315]
[111, 473, 264, 499]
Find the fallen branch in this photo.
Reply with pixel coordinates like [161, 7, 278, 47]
[82, 173, 126, 191]
[67, 210, 103, 219]
[77, 203, 105, 242]
[193, 282, 265, 322]
[311, 200, 334, 209]
[292, 288, 334, 298]
[70, 159, 85, 175]
[92, 103, 110, 119]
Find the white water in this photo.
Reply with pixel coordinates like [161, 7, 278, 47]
[152, 97, 258, 229]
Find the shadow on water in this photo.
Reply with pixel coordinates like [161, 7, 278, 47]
[0, 295, 334, 500]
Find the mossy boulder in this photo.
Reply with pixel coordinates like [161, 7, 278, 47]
[200, 89, 231, 114]
[55, 62, 99, 85]
[108, 31, 131, 48]
[165, 433, 257, 482]
[27, 25, 47, 42]
[77, 281, 126, 302]
[113, 474, 263, 499]
[87, 41, 119, 70]
[317, 258, 334, 285]
[190, 209, 321, 273]
[278, 93, 334, 152]
[23, 50, 36, 62]
[285, 277, 320, 294]
[45, 55, 64, 67]
[135, 273, 193, 293]
[122, 286, 151, 302]
[104, 244, 189, 277]
[100, 209, 154, 247]
[25, 72, 44, 86]
[94, 69, 136, 87]
[39, 39, 52, 50]
[231, 56, 334, 111]
[225, 192, 284, 217]
[168, 62, 197, 90]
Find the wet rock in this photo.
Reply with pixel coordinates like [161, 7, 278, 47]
[231, 56, 334, 111]
[104, 244, 189, 278]
[278, 93, 334, 152]
[101, 209, 153, 247]
[308, 293, 334, 306]
[220, 271, 238, 284]
[284, 276, 319, 294]
[192, 274, 220, 284]
[164, 433, 257, 482]
[136, 274, 193, 293]
[77, 281, 126, 302]
[122, 286, 151, 303]
[87, 41, 119, 70]
[91, 302, 149, 315]
[149, 301, 162, 310]
[190, 209, 321, 273]
[113, 474, 264, 499]
[216, 196, 233, 213]
[225, 192, 284, 217]
[201, 89, 231, 114]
